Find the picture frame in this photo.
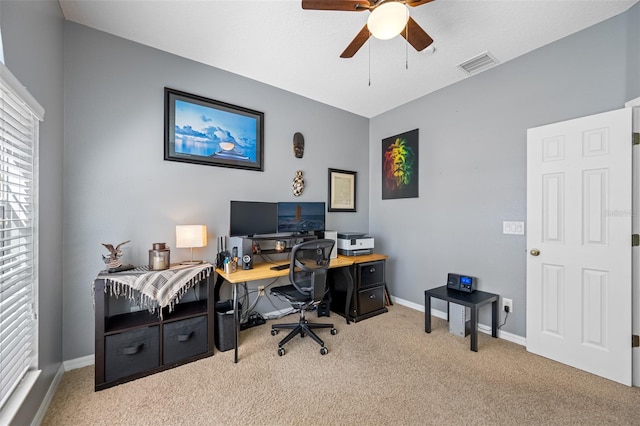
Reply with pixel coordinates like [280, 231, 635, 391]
[328, 168, 357, 212]
[164, 88, 264, 171]
[382, 128, 419, 199]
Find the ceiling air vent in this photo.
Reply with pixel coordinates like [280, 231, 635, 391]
[457, 51, 499, 75]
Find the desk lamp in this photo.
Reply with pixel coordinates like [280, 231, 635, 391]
[176, 225, 207, 265]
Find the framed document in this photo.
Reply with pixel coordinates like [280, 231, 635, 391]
[328, 168, 356, 212]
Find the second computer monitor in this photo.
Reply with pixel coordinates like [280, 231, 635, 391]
[277, 202, 325, 234]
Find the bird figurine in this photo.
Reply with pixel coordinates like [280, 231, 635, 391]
[101, 240, 130, 269]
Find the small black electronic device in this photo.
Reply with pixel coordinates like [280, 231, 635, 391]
[242, 254, 253, 270]
[447, 273, 476, 293]
[317, 300, 330, 317]
[270, 263, 290, 271]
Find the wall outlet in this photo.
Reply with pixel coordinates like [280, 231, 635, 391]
[258, 285, 265, 297]
[502, 298, 513, 313]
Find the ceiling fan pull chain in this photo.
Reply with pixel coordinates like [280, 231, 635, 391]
[368, 34, 371, 87]
[405, 19, 409, 70]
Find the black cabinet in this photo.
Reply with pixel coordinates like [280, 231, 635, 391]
[330, 254, 388, 322]
[94, 273, 214, 391]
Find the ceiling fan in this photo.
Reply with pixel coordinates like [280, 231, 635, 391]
[302, 0, 435, 58]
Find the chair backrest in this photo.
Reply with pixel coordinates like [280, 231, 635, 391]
[289, 239, 335, 302]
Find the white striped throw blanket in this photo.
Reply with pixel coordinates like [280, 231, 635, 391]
[96, 263, 213, 318]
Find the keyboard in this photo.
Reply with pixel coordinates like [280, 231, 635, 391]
[270, 263, 290, 271]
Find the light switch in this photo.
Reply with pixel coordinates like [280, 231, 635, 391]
[503, 221, 525, 235]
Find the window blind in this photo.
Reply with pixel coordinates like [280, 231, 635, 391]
[0, 63, 43, 411]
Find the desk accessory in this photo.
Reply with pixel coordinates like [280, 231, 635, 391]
[275, 240, 287, 252]
[149, 242, 170, 270]
[224, 258, 237, 274]
[176, 225, 207, 265]
[270, 263, 290, 271]
[216, 236, 230, 268]
[242, 254, 252, 270]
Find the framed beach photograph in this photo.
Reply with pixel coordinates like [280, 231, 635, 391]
[164, 88, 264, 171]
[328, 168, 357, 212]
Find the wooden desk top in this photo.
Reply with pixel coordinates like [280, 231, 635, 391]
[216, 253, 387, 284]
[339, 253, 387, 264]
[216, 256, 354, 284]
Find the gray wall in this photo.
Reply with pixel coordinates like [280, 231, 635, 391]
[0, 0, 64, 424]
[62, 22, 370, 360]
[370, 5, 640, 337]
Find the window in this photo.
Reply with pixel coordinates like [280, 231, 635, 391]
[0, 63, 43, 411]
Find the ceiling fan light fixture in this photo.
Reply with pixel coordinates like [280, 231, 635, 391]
[367, 2, 410, 40]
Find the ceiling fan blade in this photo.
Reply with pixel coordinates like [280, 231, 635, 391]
[405, 0, 435, 6]
[401, 17, 434, 52]
[340, 25, 370, 58]
[302, 0, 370, 11]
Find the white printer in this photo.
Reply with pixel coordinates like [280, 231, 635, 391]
[337, 232, 374, 256]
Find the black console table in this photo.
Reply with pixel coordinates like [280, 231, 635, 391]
[94, 263, 214, 390]
[424, 286, 499, 352]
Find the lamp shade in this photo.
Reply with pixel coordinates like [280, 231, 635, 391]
[367, 2, 409, 40]
[176, 225, 207, 248]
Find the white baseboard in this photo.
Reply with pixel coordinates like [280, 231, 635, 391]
[63, 354, 95, 371]
[31, 364, 64, 426]
[33, 356, 94, 424]
[391, 295, 526, 346]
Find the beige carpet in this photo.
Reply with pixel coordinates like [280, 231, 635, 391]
[43, 305, 639, 425]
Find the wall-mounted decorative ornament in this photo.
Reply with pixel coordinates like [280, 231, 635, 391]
[293, 132, 304, 158]
[292, 170, 305, 196]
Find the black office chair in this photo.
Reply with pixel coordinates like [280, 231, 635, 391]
[270, 239, 337, 356]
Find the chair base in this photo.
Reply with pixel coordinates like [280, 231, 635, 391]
[271, 319, 336, 355]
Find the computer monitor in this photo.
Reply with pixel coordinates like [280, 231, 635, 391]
[277, 202, 325, 234]
[229, 201, 278, 237]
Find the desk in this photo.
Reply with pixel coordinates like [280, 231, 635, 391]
[424, 286, 499, 352]
[215, 256, 354, 363]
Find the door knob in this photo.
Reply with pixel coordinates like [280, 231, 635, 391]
[530, 248, 540, 256]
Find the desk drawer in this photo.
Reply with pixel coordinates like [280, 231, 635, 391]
[105, 326, 159, 383]
[358, 261, 384, 288]
[163, 316, 207, 365]
[357, 285, 385, 316]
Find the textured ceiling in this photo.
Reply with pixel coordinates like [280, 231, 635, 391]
[59, 0, 638, 118]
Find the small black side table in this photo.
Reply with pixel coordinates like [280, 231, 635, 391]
[424, 286, 499, 352]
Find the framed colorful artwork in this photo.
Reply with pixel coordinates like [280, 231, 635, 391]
[382, 129, 419, 199]
[164, 88, 264, 171]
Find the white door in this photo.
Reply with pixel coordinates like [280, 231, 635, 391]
[526, 107, 633, 386]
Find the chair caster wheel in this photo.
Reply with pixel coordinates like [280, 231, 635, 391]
[271, 329, 278, 336]
[278, 348, 285, 356]
[320, 347, 328, 355]
[330, 328, 337, 335]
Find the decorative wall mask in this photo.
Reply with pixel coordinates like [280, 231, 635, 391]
[293, 132, 305, 158]
[292, 170, 305, 196]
